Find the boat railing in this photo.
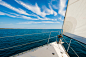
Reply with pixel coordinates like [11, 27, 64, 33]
[62, 36, 86, 57]
[62, 38, 79, 57]
[0, 31, 59, 51]
[0, 32, 50, 38]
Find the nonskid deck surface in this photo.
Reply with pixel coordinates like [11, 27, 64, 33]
[13, 42, 68, 57]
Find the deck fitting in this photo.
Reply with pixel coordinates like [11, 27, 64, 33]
[52, 53, 55, 55]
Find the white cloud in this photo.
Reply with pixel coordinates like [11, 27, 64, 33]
[0, 11, 56, 20]
[0, 11, 5, 15]
[59, 17, 64, 21]
[49, 0, 58, 9]
[15, 0, 57, 17]
[37, 16, 57, 21]
[0, 11, 57, 21]
[6, 14, 16, 17]
[59, 0, 67, 16]
[37, 16, 50, 20]
[43, 6, 57, 16]
[0, 0, 29, 15]
[22, 16, 32, 19]
[9, 13, 20, 16]
[0, 11, 16, 17]
[0, 11, 37, 20]
[17, 21, 60, 24]
[53, 5, 58, 9]
[21, 15, 57, 20]
[6, 12, 38, 20]
[21, 16, 39, 20]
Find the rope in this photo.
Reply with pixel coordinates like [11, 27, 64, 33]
[62, 38, 79, 57]
[0, 38, 48, 50]
[0, 36, 57, 50]
[67, 39, 72, 52]
[51, 31, 59, 32]
[0, 32, 50, 38]
[76, 41, 86, 48]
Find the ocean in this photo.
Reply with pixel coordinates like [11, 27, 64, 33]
[0, 29, 86, 57]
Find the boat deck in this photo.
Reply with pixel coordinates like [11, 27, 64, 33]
[12, 42, 69, 57]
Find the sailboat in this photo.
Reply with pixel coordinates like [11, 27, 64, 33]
[10, 0, 86, 57]
[1, 0, 86, 57]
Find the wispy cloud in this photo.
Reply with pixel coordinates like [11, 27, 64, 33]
[17, 21, 60, 24]
[15, 0, 57, 17]
[0, 11, 5, 15]
[21, 16, 39, 20]
[49, 0, 58, 9]
[37, 16, 54, 20]
[0, 0, 29, 15]
[59, 0, 67, 16]
[52, 5, 58, 9]
[0, 0, 58, 21]
[3, 12, 39, 20]
[6, 14, 16, 17]
[43, 5, 57, 16]
[0, 11, 16, 17]
[8, 11, 53, 20]
[58, 17, 64, 21]
[8, 12, 20, 16]
[0, 11, 57, 21]
[0, 11, 36, 19]
[21, 15, 57, 21]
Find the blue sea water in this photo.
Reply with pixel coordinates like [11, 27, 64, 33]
[0, 29, 86, 57]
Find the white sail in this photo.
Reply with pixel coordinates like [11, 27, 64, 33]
[63, 0, 86, 44]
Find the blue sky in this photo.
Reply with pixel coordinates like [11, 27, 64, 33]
[0, 0, 68, 29]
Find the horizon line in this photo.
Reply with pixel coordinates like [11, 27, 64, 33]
[0, 28, 62, 29]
